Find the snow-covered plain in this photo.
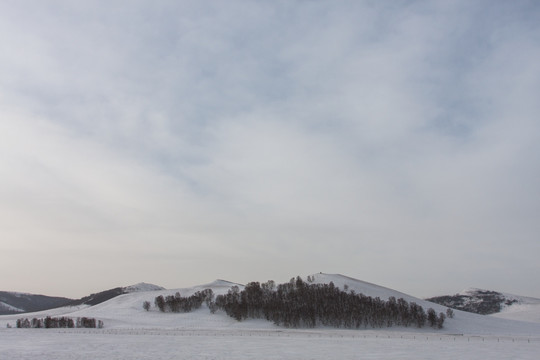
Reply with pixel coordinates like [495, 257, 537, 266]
[2, 328, 539, 360]
[1, 274, 540, 359]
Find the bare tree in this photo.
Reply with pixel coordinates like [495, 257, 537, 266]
[143, 301, 151, 311]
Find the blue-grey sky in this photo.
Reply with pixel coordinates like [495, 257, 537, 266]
[1, 0, 539, 299]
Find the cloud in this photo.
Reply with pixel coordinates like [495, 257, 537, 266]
[0, 0, 539, 297]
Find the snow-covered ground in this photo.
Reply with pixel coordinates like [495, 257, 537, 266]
[1, 327, 539, 360]
[1, 274, 540, 359]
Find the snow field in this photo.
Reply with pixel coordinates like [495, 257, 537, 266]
[2, 328, 539, 360]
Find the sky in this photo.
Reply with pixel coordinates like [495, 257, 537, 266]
[1, 0, 539, 299]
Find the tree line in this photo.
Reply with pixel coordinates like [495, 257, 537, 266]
[16, 316, 104, 329]
[148, 277, 446, 329]
[153, 289, 214, 313]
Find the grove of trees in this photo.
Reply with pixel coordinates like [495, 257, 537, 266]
[16, 316, 104, 329]
[154, 289, 214, 313]
[148, 276, 446, 329]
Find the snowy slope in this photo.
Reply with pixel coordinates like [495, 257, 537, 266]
[307, 273, 540, 335]
[69, 279, 259, 330]
[1, 275, 540, 337]
[492, 303, 540, 323]
[490, 292, 540, 323]
[310, 273, 434, 305]
[427, 286, 540, 324]
[0, 283, 165, 315]
[0, 279, 252, 330]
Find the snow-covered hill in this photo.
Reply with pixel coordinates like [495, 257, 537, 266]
[310, 273, 437, 306]
[1, 274, 540, 337]
[426, 287, 540, 322]
[69, 282, 166, 306]
[0, 291, 72, 315]
[0, 282, 166, 315]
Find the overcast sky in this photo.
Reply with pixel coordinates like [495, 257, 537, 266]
[1, 0, 539, 299]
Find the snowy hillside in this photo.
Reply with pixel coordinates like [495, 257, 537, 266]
[310, 273, 434, 305]
[2, 274, 540, 337]
[426, 287, 540, 321]
[490, 292, 540, 323]
[0, 283, 166, 315]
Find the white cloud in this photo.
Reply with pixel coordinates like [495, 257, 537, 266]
[0, 0, 539, 297]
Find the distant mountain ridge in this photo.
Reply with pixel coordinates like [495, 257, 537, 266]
[0, 283, 165, 315]
[426, 288, 540, 315]
[0, 292, 72, 315]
